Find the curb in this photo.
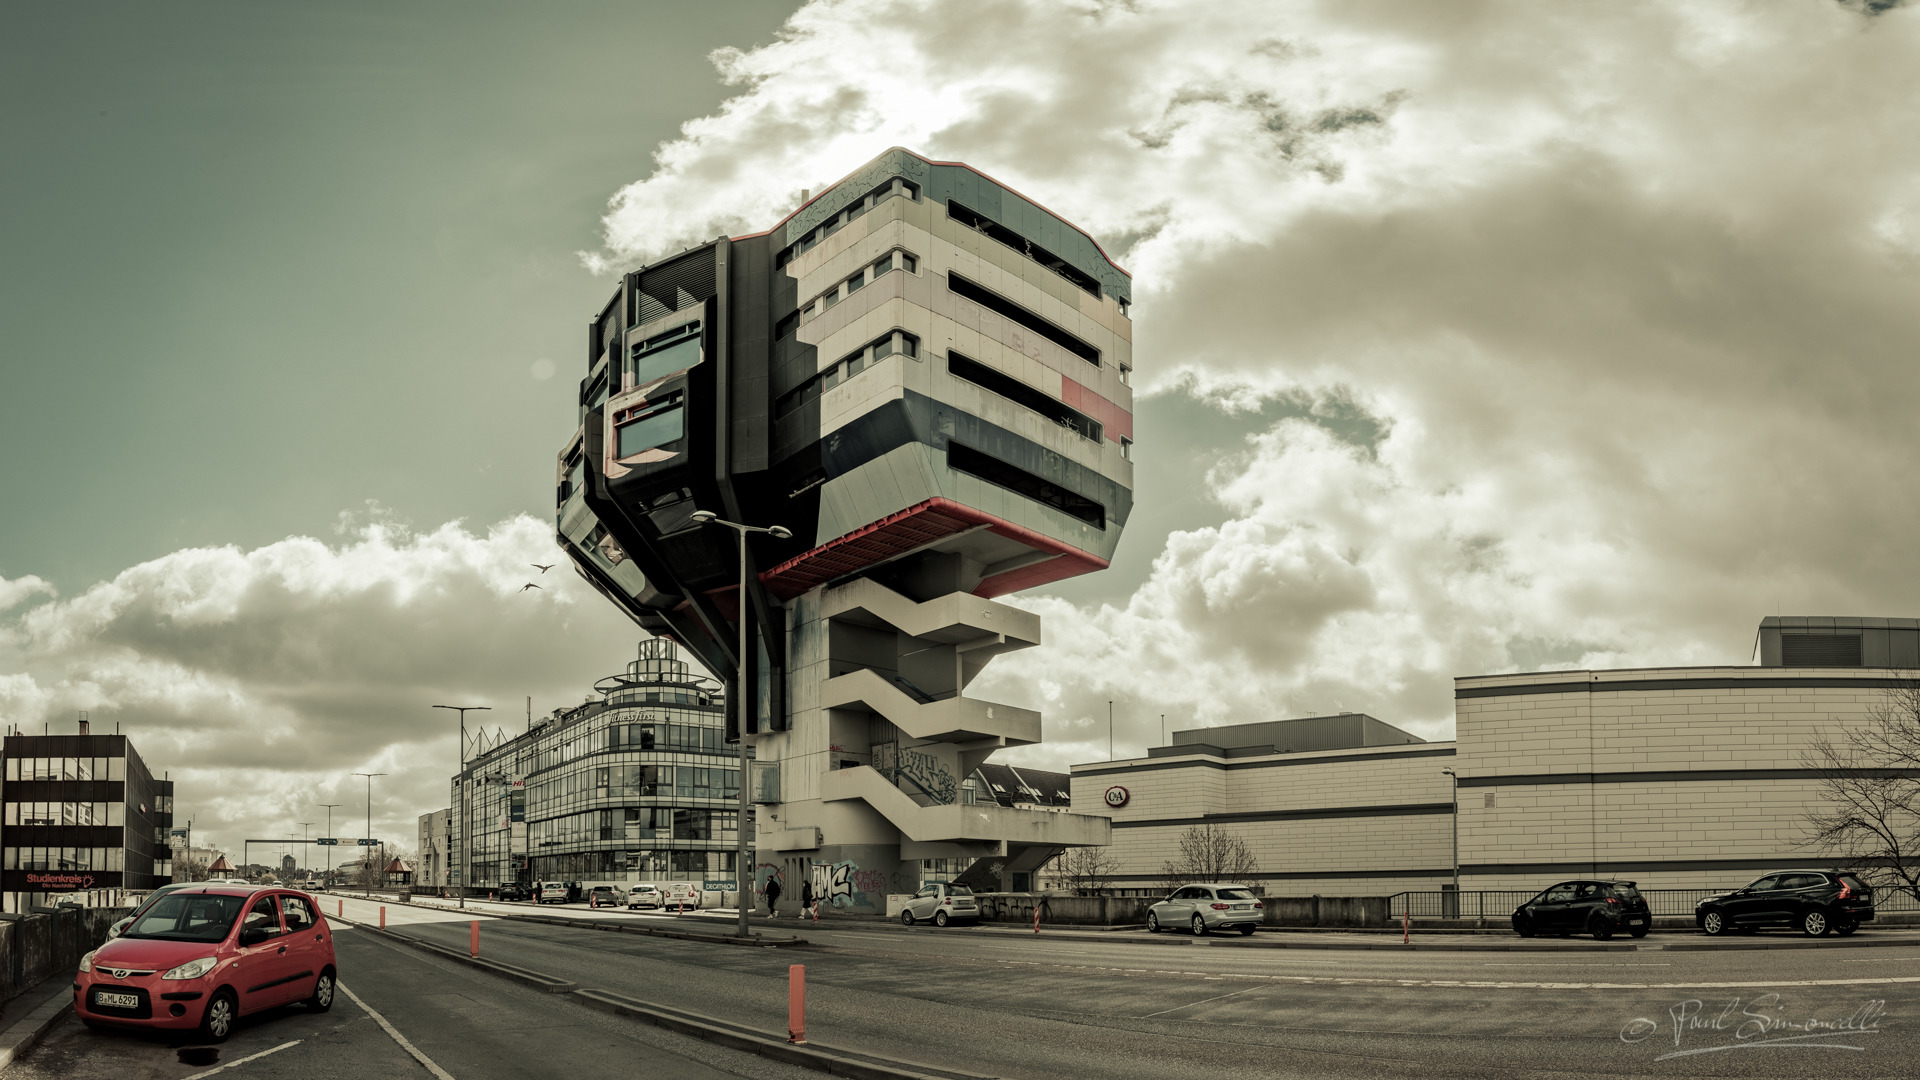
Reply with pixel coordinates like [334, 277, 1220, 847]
[346, 894, 807, 949]
[335, 915, 579, 993]
[571, 989, 999, 1080]
[0, 970, 78, 1069]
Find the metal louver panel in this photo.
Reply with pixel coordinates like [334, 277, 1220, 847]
[637, 247, 716, 320]
[1781, 633, 1863, 667]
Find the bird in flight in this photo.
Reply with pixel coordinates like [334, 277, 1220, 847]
[520, 583, 543, 592]
[531, 563, 554, 573]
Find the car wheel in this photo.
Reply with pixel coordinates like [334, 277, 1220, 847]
[1146, 912, 1161, 933]
[900, 910, 915, 927]
[1801, 910, 1829, 937]
[1630, 926, 1650, 939]
[1835, 919, 1859, 936]
[1701, 911, 1725, 935]
[1238, 924, 1255, 936]
[1512, 915, 1535, 938]
[305, 968, 335, 1013]
[199, 989, 237, 1044]
[1191, 915, 1207, 936]
[935, 911, 950, 928]
[1588, 915, 1613, 941]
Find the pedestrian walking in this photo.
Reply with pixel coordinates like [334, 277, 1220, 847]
[800, 879, 815, 919]
[764, 875, 782, 917]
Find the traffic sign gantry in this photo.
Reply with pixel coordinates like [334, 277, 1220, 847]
[315, 838, 339, 846]
[356, 838, 380, 846]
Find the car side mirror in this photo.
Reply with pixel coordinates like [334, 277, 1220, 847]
[240, 926, 275, 946]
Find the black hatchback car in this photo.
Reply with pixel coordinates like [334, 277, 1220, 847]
[1512, 879, 1652, 939]
[1695, 869, 1873, 937]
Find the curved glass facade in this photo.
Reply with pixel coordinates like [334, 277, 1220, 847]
[450, 640, 744, 889]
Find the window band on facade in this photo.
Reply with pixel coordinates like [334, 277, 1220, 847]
[775, 330, 921, 419]
[946, 200, 1102, 299]
[775, 177, 921, 269]
[946, 273, 1100, 364]
[947, 351, 1103, 443]
[947, 441, 1107, 529]
[780, 248, 920, 340]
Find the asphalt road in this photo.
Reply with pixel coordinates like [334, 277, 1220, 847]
[331, 895, 1920, 1079]
[11, 920, 817, 1080]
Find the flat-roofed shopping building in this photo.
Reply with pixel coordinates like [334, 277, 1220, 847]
[1074, 617, 1920, 897]
[2, 723, 176, 910]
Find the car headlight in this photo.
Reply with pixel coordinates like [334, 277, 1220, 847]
[79, 950, 96, 973]
[161, 957, 218, 980]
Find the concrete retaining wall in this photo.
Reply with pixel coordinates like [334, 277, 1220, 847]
[971, 893, 1392, 928]
[0, 906, 131, 1003]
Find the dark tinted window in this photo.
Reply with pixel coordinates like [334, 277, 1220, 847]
[1746, 876, 1781, 892]
[1840, 875, 1871, 893]
[125, 893, 247, 942]
[1217, 888, 1257, 901]
[1543, 884, 1576, 903]
[1607, 883, 1640, 899]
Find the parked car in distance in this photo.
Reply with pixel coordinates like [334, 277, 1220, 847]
[300, 880, 326, 893]
[898, 883, 980, 927]
[662, 882, 701, 910]
[1145, 884, 1265, 935]
[1696, 870, 1874, 937]
[76, 885, 335, 1043]
[537, 882, 578, 905]
[495, 883, 529, 902]
[626, 884, 663, 910]
[1512, 880, 1651, 940]
[586, 886, 622, 909]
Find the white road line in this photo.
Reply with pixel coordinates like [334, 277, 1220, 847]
[992, 957, 1920, 990]
[1478, 962, 1672, 967]
[182, 1040, 300, 1077]
[340, 981, 458, 1080]
[1141, 983, 1268, 1018]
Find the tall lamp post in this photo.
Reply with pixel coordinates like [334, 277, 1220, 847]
[316, 803, 340, 886]
[352, 772, 386, 892]
[295, 822, 312, 881]
[690, 509, 791, 940]
[1441, 767, 1459, 919]
[435, 705, 491, 910]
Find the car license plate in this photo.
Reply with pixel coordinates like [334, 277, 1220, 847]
[1234, 904, 1252, 910]
[1628, 918, 1644, 924]
[95, 990, 139, 1009]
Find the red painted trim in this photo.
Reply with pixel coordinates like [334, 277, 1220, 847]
[729, 148, 1130, 279]
[1059, 376, 1133, 442]
[759, 496, 1106, 599]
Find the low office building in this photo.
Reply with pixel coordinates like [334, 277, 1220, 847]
[1074, 616, 1920, 896]
[1, 722, 176, 911]
[449, 639, 746, 892]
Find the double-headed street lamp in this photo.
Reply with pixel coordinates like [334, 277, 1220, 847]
[690, 509, 790, 940]
[352, 772, 386, 890]
[435, 704, 491, 909]
[317, 803, 340, 885]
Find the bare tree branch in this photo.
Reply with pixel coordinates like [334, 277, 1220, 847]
[1161, 824, 1260, 889]
[1800, 678, 1920, 902]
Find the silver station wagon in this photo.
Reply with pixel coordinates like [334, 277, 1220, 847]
[1146, 884, 1266, 935]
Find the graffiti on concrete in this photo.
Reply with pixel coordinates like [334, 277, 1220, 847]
[755, 862, 783, 893]
[873, 742, 958, 804]
[975, 895, 1052, 923]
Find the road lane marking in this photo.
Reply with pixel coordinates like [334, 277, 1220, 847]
[1478, 962, 1672, 967]
[340, 981, 458, 1080]
[991, 958, 1920, 990]
[182, 1039, 299, 1077]
[1142, 984, 1268, 1018]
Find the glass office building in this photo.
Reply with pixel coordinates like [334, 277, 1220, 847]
[1, 727, 175, 911]
[449, 639, 746, 890]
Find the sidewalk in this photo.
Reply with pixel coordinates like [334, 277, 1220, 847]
[0, 969, 78, 1068]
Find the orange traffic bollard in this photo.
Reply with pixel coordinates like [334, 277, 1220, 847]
[380, 905, 386, 929]
[787, 964, 806, 1044]
[1033, 905, 1041, 934]
[337, 900, 343, 917]
[470, 921, 480, 957]
[1402, 909, 1409, 945]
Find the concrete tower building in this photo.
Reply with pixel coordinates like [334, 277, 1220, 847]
[555, 148, 1127, 909]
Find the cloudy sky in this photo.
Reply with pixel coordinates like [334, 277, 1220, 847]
[5, 0, 1918, 856]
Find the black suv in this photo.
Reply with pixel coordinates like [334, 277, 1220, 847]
[1512, 879, 1652, 940]
[1695, 870, 1874, 937]
[496, 883, 530, 902]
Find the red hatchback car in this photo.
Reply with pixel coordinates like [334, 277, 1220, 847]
[75, 885, 335, 1042]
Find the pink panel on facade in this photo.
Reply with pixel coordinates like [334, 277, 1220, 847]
[1059, 377, 1133, 442]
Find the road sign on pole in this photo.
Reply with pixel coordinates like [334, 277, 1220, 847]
[315, 838, 339, 846]
[356, 838, 380, 846]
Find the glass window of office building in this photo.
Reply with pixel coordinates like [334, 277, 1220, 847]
[449, 640, 745, 890]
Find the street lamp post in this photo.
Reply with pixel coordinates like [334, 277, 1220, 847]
[1442, 767, 1459, 919]
[690, 509, 791, 940]
[352, 772, 386, 891]
[296, 822, 312, 881]
[317, 803, 340, 886]
[434, 705, 491, 910]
